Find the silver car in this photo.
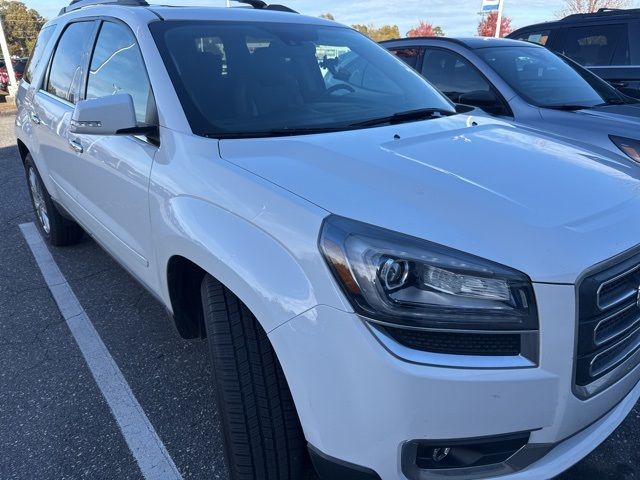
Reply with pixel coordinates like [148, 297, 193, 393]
[382, 37, 640, 163]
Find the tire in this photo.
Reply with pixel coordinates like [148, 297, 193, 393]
[201, 275, 309, 480]
[24, 154, 83, 246]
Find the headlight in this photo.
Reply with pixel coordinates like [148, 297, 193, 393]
[610, 135, 640, 163]
[320, 216, 537, 331]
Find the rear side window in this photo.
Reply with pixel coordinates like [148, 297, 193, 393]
[46, 21, 95, 103]
[389, 47, 423, 69]
[86, 22, 154, 125]
[560, 24, 629, 66]
[24, 25, 56, 84]
[513, 30, 551, 46]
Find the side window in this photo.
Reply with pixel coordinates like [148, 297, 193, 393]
[319, 50, 364, 88]
[560, 24, 628, 66]
[514, 30, 551, 46]
[46, 22, 95, 104]
[24, 25, 56, 84]
[389, 47, 423, 69]
[195, 35, 228, 75]
[422, 49, 491, 100]
[87, 22, 154, 125]
[422, 49, 508, 116]
[320, 48, 401, 93]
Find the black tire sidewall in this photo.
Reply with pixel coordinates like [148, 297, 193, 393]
[24, 155, 53, 242]
[24, 154, 83, 246]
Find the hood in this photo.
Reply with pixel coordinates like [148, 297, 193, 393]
[540, 103, 640, 142]
[219, 115, 640, 284]
[582, 103, 640, 123]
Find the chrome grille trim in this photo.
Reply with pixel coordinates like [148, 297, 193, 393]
[590, 324, 640, 377]
[594, 303, 640, 346]
[596, 263, 640, 310]
[575, 246, 640, 398]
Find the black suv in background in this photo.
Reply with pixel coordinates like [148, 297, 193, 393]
[509, 8, 640, 99]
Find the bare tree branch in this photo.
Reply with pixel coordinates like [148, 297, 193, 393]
[558, 0, 633, 18]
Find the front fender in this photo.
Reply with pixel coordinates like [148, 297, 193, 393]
[156, 195, 347, 333]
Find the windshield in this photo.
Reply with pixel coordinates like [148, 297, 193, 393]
[150, 21, 455, 137]
[477, 46, 625, 108]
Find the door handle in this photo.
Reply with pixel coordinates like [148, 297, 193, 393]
[68, 138, 83, 154]
[30, 113, 41, 125]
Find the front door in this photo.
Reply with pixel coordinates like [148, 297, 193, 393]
[70, 20, 159, 287]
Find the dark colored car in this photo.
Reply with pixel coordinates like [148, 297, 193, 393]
[508, 8, 640, 99]
[0, 58, 28, 91]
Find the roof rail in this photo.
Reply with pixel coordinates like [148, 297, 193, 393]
[59, 0, 149, 15]
[233, 0, 298, 13]
[562, 7, 640, 20]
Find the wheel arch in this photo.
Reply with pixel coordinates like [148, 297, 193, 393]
[166, 255, 208, 339]
[159, 196, 337, 340]
[17, 138, 29, 165]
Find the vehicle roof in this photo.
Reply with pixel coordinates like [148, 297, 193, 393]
[510, 8, 640, 36]
[381, 36, 542, 50]
[58, 3, 339, 26]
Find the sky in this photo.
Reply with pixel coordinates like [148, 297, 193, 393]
[23, 0, 640, 36]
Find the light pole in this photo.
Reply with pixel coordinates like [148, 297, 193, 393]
[494, 0, 504, 38]
[0, 15, 16, 97]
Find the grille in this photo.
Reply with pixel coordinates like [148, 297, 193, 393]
[577, 250, 640, 392]
[384, 327, 521, 356]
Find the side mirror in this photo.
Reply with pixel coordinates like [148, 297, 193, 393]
[458, 90, 499, 109]
[458, 90, 508, 116]
[70, 93, 151, 136]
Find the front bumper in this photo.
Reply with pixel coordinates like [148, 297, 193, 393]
[269, 283, 640, 480]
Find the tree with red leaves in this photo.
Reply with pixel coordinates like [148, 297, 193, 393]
[407, 20, 445, 38]
[477, 11, 513, 38]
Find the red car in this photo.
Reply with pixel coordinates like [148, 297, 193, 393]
[0, 58, 28, 91]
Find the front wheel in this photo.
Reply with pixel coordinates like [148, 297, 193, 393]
[25, 154, 83, 246]
[201, 275, 309, 480]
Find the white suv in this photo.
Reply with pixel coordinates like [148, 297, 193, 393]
[15, 1, 640, 479]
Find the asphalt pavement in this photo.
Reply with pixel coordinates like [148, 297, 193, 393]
[0, 113, 639, 480]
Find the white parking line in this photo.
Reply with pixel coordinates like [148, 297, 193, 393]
[19, 222, 183, 480]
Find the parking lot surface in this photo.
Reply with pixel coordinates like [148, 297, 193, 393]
[0, 113, 639, 480]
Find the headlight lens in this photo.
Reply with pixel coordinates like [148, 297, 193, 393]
[320, 216, 537, 331]
[610, 135, 640, 163]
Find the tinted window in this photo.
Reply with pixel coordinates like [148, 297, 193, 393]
[560, 24, 628, 66]
[478, 46, 618, 108]
[389, 47, 422, 69]
[321, 48, 401, 94]
[151, 21, 453, 137]
[87, 22, 154, 125]
[46, 22, 95, 103]
[513, 30, 551, 46]
[421, 49, 491, 100]
[24, 25, 56, 84]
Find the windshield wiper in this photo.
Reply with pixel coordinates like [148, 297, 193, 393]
[544, 104, 593, 111]
[349, 108, 456, 128]
[208, 126, 349, 139]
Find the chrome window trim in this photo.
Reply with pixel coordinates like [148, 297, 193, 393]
[38, 89, 74, 108]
